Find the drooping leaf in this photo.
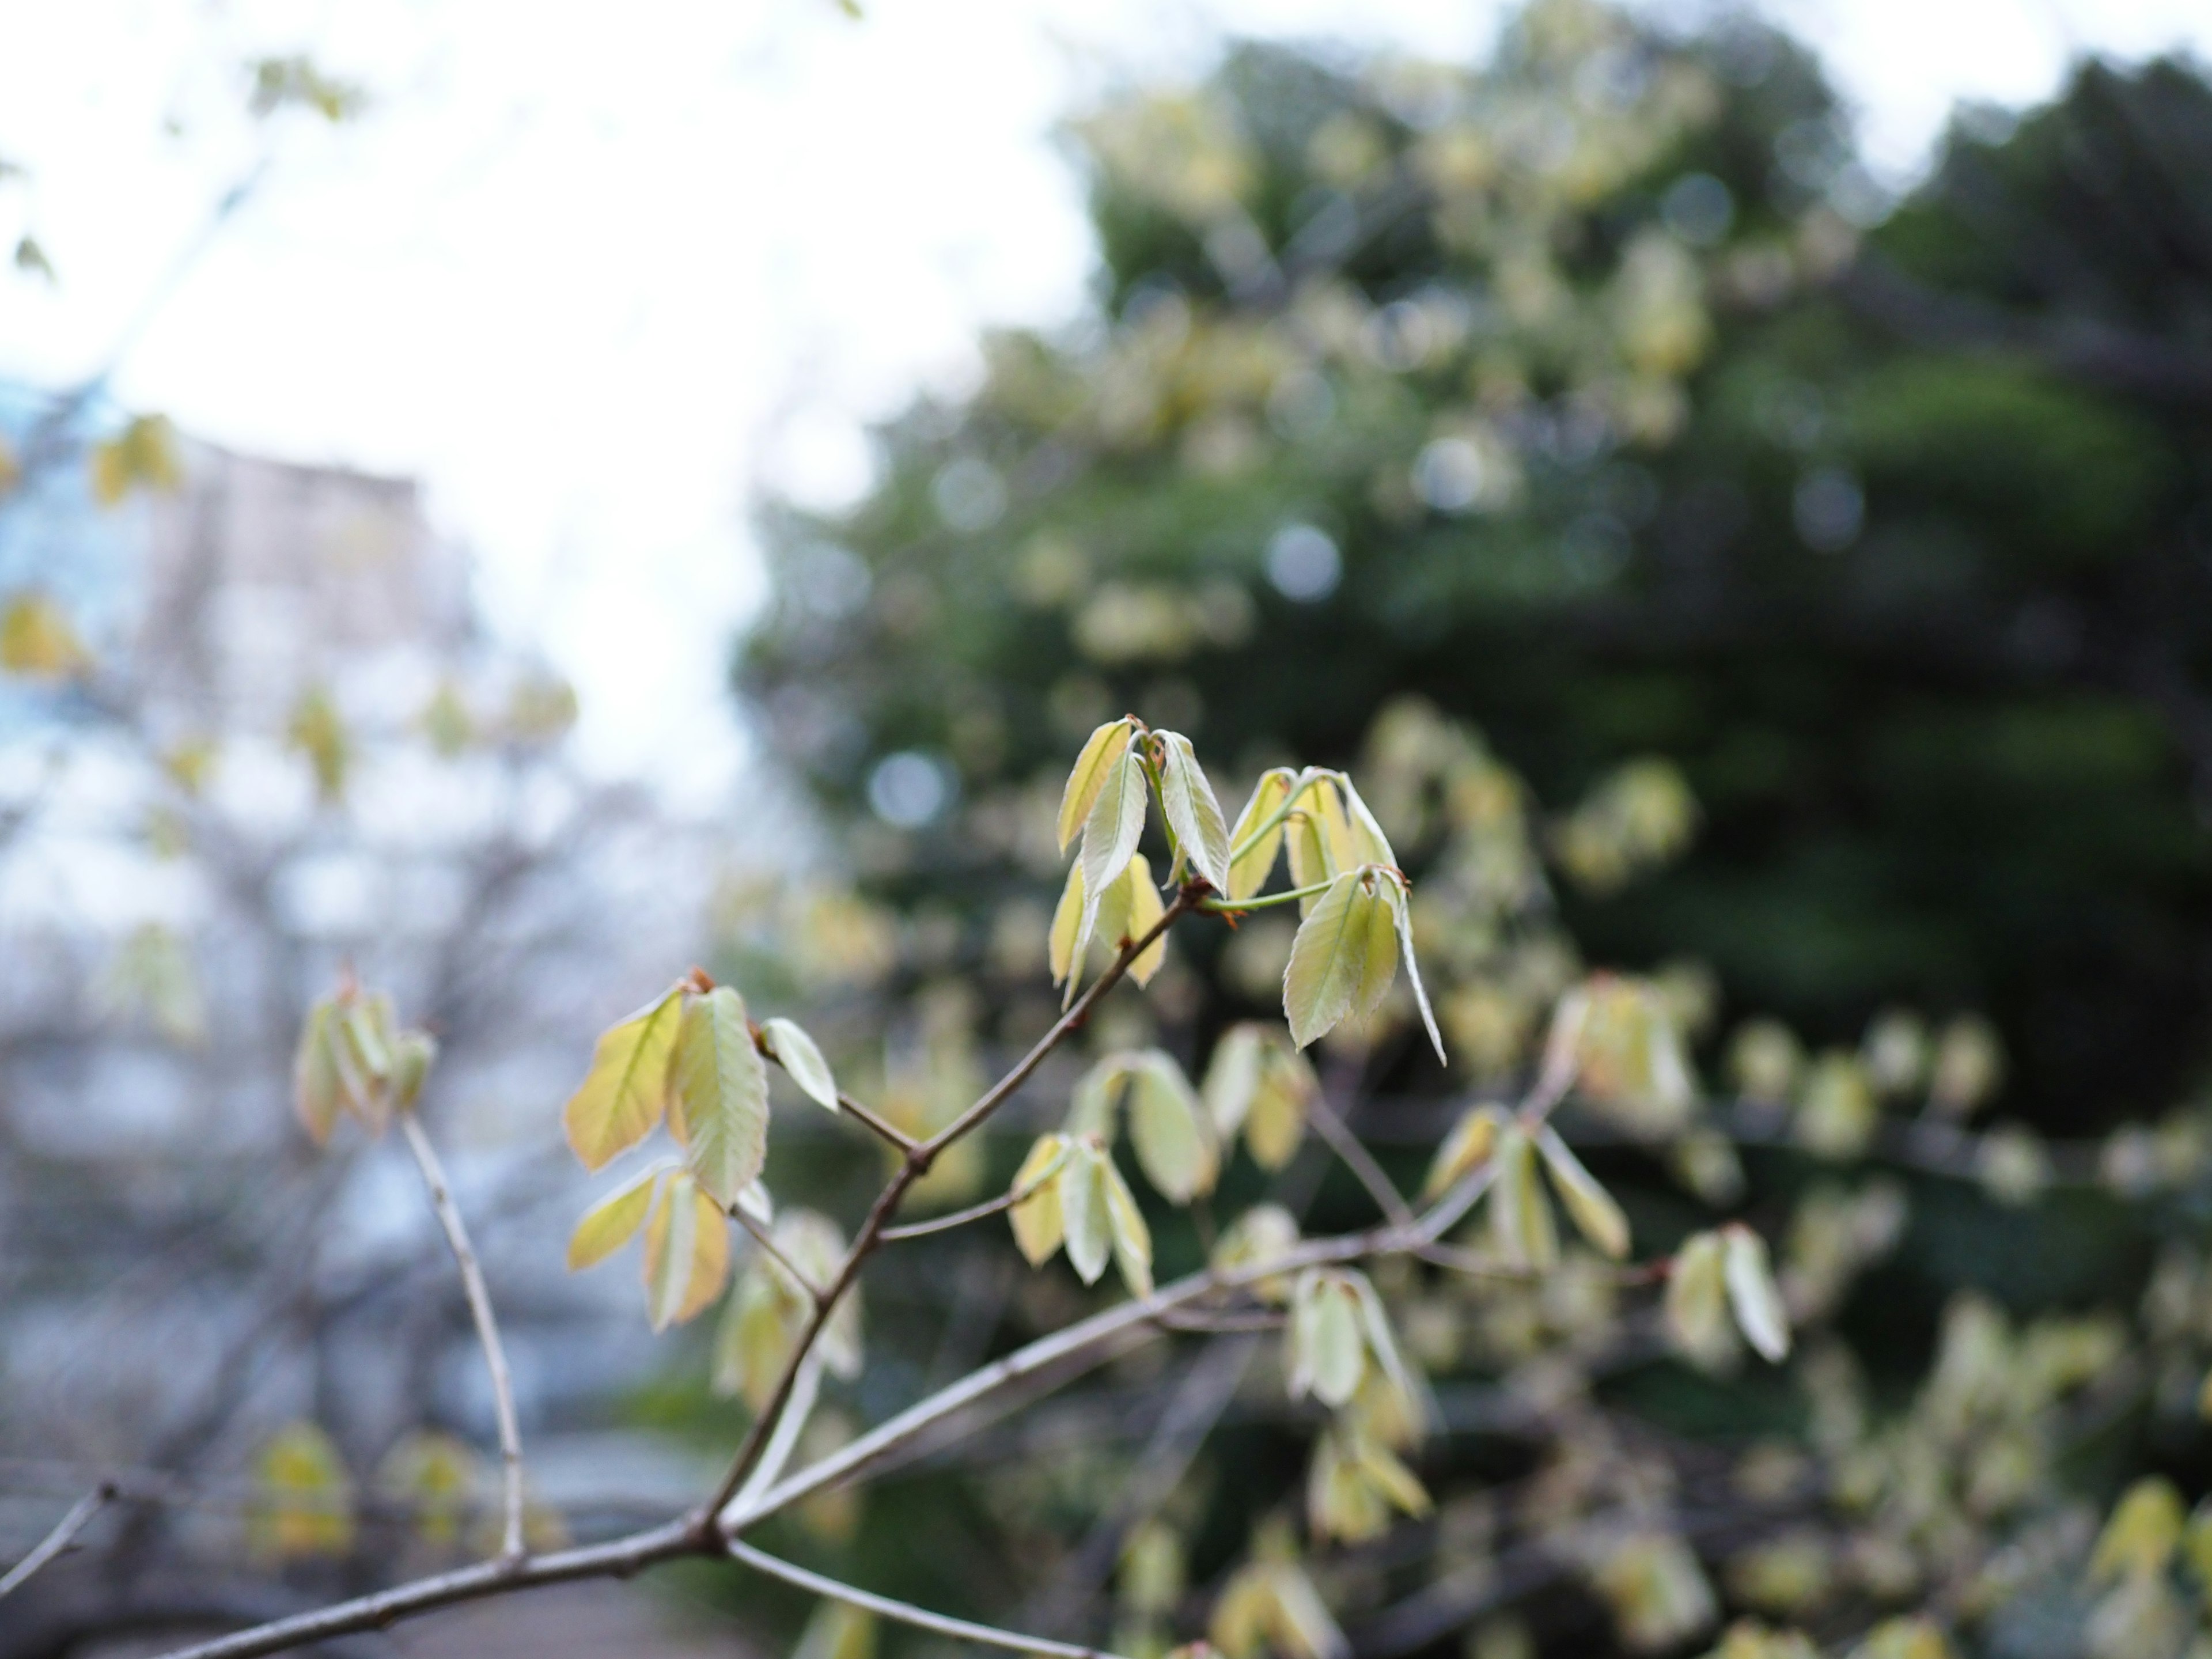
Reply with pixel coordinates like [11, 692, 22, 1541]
[1290, 1269, 1366, 1407]
[1124, 1049, 1217, 1202]
[1282, 870, 1393, 1048]
[643, 1172, 699, 1332]
[1344, 1272, 1430, 1435]
[566, 1165, 664, 1270]
[1102, 1154, 1154, 1296]
[293, 1001, 342, 1145]
[1665, 1229, 1734, 1371]
[1227, 768, 1296, 900]
[1383, 874, 1446, 1065]
[1247, 1043, 1316, 1171]
[1077, 747, 1150, 955]
[1422, 1104, 1504, 1199]
[1263, 1560, 1349, 1659]
[2090, 1478, 2186, 1584]
[1009, 1133, 1071, 1266]
[563, 986, 683, 1171]
[1335, 774, 1397, 869]
[1060, 1137, 1113, 1285]
[1202, 1023, 1267, 1139]
[1536, 1125, 1630, 1259]
[1058, 718, 1135, 851]
[1722, 1224, 1790, 1362]
[1048, 859, 1085, 987]
[1487, 1126, 1558, 1273]
[1213, 1203, 1300, 1291]
[673, 986, 771, 1207]
[763, 1016, 839, 1113]
[1091, 853, 1169, 988]
[1284, 779, 1340, 908]
[775, 1210, 862, 1375]
[1159, 731, 1232, 892]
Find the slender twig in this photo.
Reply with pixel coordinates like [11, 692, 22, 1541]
[1199, 878, 1335, 915]
[836, 1091, 919, 1153]
[0, 1482, 114, 1601]
[397, 1112, 526, 1563]
[699, 888, 1199, 1530]
[881, 1150, 1067, 1244]
[726, 1539, 1128, 1659]
[1152, 1306, 1286, 1334]
[1306, 1093, 1415, 1229]
[730, 1349, 824, 1515]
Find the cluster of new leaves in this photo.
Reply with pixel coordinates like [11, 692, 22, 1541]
[292, 980, 437, 1142]
[560, 971, 846, 1334]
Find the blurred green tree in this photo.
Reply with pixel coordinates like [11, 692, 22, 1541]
[739, 5, 2212, 1137]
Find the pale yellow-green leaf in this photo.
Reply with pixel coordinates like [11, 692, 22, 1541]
[1009, 1133, 1071, 1266]
[775, 1210, 861, 1374]
[1202, 1022, 1266, 1138]
[1048, 858, 1085, 987]
[1384, 874, 1446, 1065]
[1159, 731, 1232, 892]
[1263, 1559, 1349, 1659]
[293, 1001, 342, 1145]
[1422, 1104, 1503, 1199]
[1092, 852, 1169, 986]
[1213, 1203, 1299, 1289]
[1282, 870, 1385, 1048]
[1246, 1044, 1315, 1171]
[1488, 1127, 1558, 1273]
[2091, 1478, 2185, 1584]
[1065, 1055, 1126, 1140]
[248, 1421, 353, 1561]
[1536, 1125, 1630, 1259]
[1211, 1565, 1279, 1659]
[1126, 1049, 1216, 1202]
[1103, 1154, 1154, 1296]
[1291, 1269, 1366, 1407]
[1120, 1519, 1186, 1618]
[1334, 773, 1397, 869]
[1058, 718, 1135, 851]
[566, 1165, 662, 1270]
[1078, 747, 1150, 949]
[374, 1429, 480, 1550]
[1722, 1223, 1790, 1362]
[1227, 768, 1296, 900]
[1345, 1272, 1430, 1436]
[673, 986, 770, 1207]
[0, 592, 90, 679]
[643, 1173, 727, 1331]
[1354, 1434, 1431, 1518]
[763, 1016, 839, 1113]
[1666, 1230, 1736, 1371]
[1060, 1137, 1113, 1285]
[563, 987, 683, 1171]
[1284, 781, 1339, 908]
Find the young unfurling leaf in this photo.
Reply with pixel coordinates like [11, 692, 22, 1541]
[1008, 1134, 1072, 1266]
[1308, 1429, 1431, 1543]
[1158, 731, 1232, 892]
[563, 986, 684, 1171]
[1078, 746, 1149, 938]
[1290, 1268, 1368, 1407]
[1535, 1125, 1630, 1259]
[672, 986, 770, 1208]
[1204, 1024, 1319, 1172]
[1334, 774, 1397, 870]
[1488, 1126, 1558, 1273]
[566, 1163, 665, 1270]
[1282, 869, 1397, 1049]
[1202, 1024, 1266, 1139]
[1227, 768, 1296, 900]
[1344, 1272, 1430, 1436]
[1422, 1104, 1505, 1199]
[1058, 718, 1137, 852]
[1284, 778, 1349, 910]
[762, 1016, 839, 1113]
[1105, 854, 1169, 986]
[1722, 1223, 1791, 1362]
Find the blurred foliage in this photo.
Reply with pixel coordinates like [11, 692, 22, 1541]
[722, 5, 2212, 1657]
[741, 3, 2212, 1138]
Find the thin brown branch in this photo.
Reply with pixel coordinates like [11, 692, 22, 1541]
[726, 1539, 1128, 1659]
[697, 887, 1198, 1528]
[837, 1090, 920, 1153]
[0, 1482, 114, 1601]
[880, 1151, 1065, 1244]
[397, 1111, 525, 1563]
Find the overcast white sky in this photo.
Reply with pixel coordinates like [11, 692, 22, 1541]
[1, 0, 2208, 801]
